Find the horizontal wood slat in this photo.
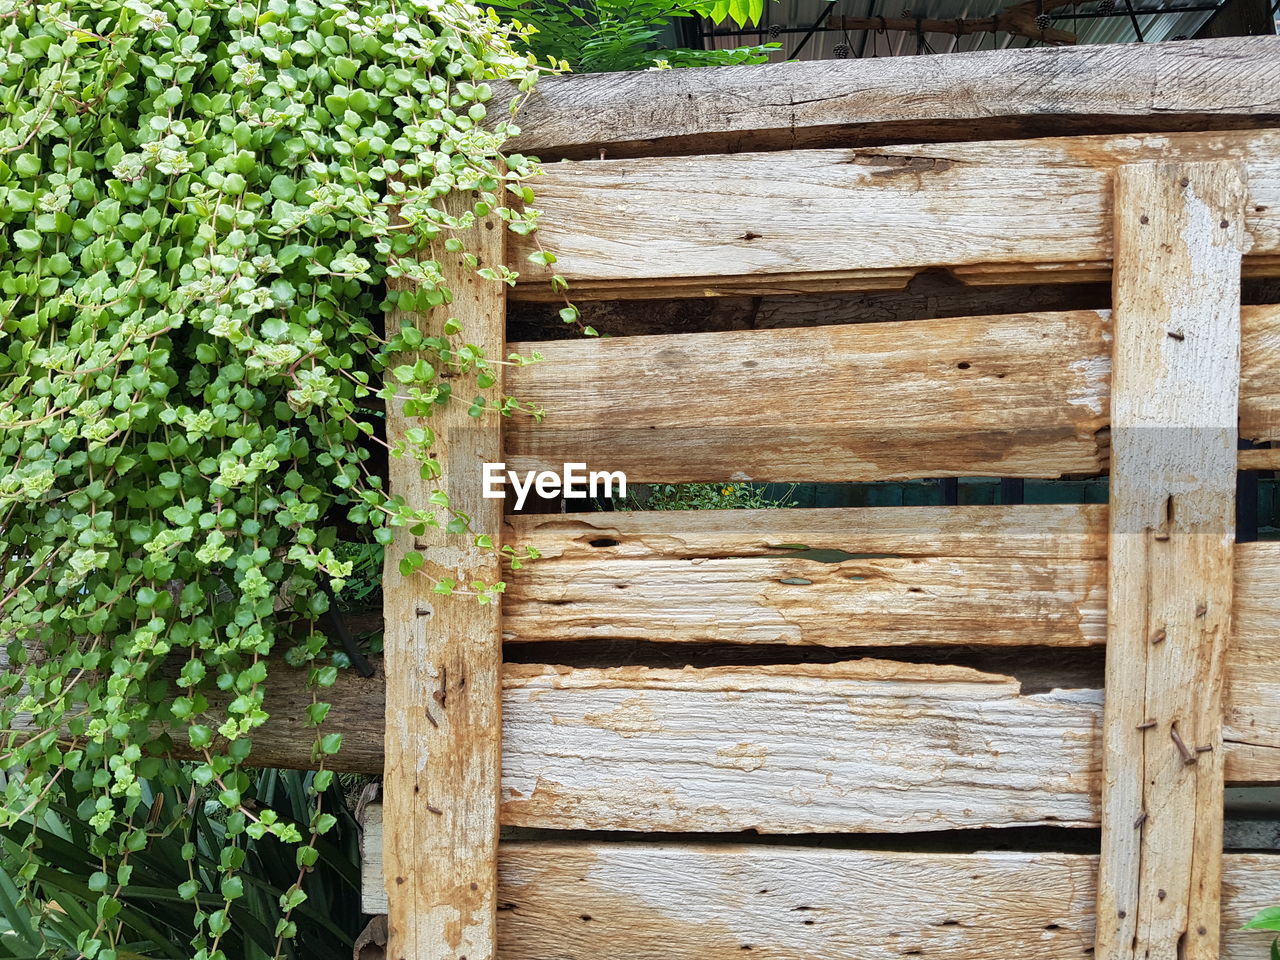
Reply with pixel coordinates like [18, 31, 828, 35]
[509, 129, 1280, 300]
[505, 304, 1280, 483]
[504, 505, 1107, 647]
[361, 831, 1280, 960]
[497, 661, 1100, 832]
[499, 37, 1280, 160]
[510, 503, 1107, 560]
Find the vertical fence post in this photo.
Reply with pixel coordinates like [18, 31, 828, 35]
[1096, 161, 1248, 960]
[382, 199, 506, 960]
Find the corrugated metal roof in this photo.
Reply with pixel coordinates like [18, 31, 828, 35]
[702, 0, 1234, 59]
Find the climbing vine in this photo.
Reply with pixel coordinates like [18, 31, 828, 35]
[0, 0, 552, 955]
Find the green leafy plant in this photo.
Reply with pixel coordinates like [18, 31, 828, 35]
[495, 0, 778, 72]
[0, 0, 549, 955]
[625, 482, 798, 511]
[1244, 906, 1280, 960]
[0, 765, 363, 960]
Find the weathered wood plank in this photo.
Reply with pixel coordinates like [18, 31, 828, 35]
[501, 37, 1280, 161]
[508, 309, 1111, 483]
[506, 559, 1104, 649]
[507, 503, 1107, 561]
[509, 129, 1280, 299]
[1096, 161, 1247, 960]
[360, 832, 1280, 960]
[504, 304, 1280, 483]
[1227, 542, 1280, 785]
[497, 661, 1100, 832]
[382, 206, 505, 959]
[503, 505, 1108, 647]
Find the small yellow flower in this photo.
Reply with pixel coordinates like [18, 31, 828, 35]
[721, 486, 735, 496]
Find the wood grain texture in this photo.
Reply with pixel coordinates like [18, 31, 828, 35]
[503, 304, 1280, 483]
[508, 309, 1111, 483]
[497, 661, 1101, 832]
[1227, 542, 1280, 784]
[360, 831, 1280, 960]
[509, 129, 1280, 300]
[381, 207, 505, 960]
[500, 37, 1280, 160]
[1096, 161, 1247, 960]
[507, 503, 1107, 561]
[503, 506, 1107, 647]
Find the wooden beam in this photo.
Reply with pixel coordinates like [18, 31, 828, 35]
[503, 505, 1108, 647]
[507, 309, 1110, 483]
[499, 37, 1280, 161]
[1238, 447, 1280, 470]
[359, 830, 1280, 960]
[509, 129, 1280, 300]
[502, 304, 1280, 484]
[1096, 161, 1248, 960]
[496, 661, 1100, 833]
[509, 503, 1106, 560]
[381, 204, 505, 959]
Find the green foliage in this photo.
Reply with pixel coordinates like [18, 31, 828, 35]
[1245, 906, 1280, 960]
[700, 0, 768, 27]
[627, 482, 798, 511]
[0, 766, 363, 959]
[0, 0, 547, 954]
[495, 0, 778, 72]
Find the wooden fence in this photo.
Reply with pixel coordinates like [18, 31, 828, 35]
[270, 35, 1280, 960]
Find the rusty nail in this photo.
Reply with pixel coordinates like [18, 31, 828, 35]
[425, 706, 439, 729]
[1137, 719, 1157, 730]
[1133, 812, 1148, 829]
[1195, 602, 1208, 617]
[426, 804, 443, 815]
[1151, 629, 1166, 644]
[1171, 725, 1197, 764]
[1167, 330, 1185, 342]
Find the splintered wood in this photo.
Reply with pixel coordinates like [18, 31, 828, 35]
[1096, 162, 1248, 960]
[499, 661, 1100, 833]
[381, 204, 505, 960]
